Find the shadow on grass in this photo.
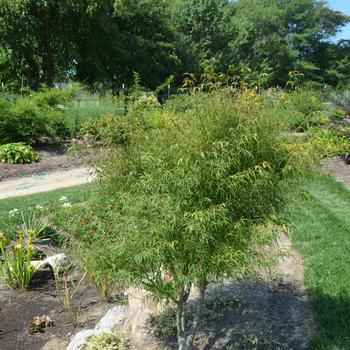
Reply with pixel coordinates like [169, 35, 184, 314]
[308, 289, 350, 350]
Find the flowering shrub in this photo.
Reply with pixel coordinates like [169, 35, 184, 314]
[59, 196, 72, 208]
[69, 114, 127, 156]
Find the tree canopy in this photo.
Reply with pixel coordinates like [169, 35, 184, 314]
[0, 0, 349, 90]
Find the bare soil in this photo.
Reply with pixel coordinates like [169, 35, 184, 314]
[320, 156, 350, 189]
[0, 271, 109, 350]
[0, 144, 86, 181]
[129, 234, 315, 350]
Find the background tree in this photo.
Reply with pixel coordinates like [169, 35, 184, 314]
[0, 0, 110, 89]
[0, 0, 178, 90]
[229, 0, 350, 86]
[0, 0, 348, 90]
[171, 0, 233, 74]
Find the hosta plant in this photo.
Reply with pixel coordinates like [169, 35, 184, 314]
[0, 142, 39, 164]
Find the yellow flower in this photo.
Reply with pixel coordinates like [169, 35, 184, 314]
[28, 229, 36, 237]
[14, 243, 22, 251]
[27, 244, 35, 254]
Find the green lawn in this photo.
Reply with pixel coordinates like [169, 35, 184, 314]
[0, 183, 97, 233]
[286, 173, 350, 350]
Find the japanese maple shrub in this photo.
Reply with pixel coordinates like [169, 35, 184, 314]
[69, 90, 306, 350]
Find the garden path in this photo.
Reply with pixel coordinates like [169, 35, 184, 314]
[0, 167, 93, 199]
[320, 157, 350, 189]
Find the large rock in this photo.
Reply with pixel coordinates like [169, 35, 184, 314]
[66, 305, 127, 350]
[31, 253, 68, 275]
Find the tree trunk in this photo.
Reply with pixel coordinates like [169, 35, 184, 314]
[42, 3, 55, 87]
[43, 46, 54, 86]
[176, 282, 207, 350]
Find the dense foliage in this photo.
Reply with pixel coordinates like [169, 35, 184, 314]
[0, 86, 80, 144]
[63, 90, 308, 349]
[0, 0, 349, 90]
[0, 85, 124, 144]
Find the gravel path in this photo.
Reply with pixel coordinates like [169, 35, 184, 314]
[0, 167, 94, 199]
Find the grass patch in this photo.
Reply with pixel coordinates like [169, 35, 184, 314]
[0, 183, 97, 233]
[286, 173, 350, 349]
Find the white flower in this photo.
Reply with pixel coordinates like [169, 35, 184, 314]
[62, 202, 72, 208]
[35, 204, 43, 210]
[59, 196, 68, 203]
[9, 208, 19, 217]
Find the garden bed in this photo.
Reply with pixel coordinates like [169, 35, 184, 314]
[0, 144, 86, 181]
[0, 268, 110, 350]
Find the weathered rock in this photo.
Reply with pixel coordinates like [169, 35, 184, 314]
[123, 287, 164, 350]
[31, 253, 68, 275]
[66, 305, 127, 350]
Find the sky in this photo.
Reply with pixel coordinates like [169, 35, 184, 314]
[328, 0, 350, 40]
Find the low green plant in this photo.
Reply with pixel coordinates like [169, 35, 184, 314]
[329, 108, 347, 121]
[19, 210, 50, 239]
[0, 229, 36, 289]
[0, 207, 52, 288]
[86, 332, 126, 350]
[55, 268, 87, 326]
[0, 143, 38, 164]
[309, 128, 349, 158]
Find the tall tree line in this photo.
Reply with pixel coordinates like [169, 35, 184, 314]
[0, 0, 349, 91]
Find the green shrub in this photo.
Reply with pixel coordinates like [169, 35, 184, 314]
[287, 90, 323, 116]
[0, 143, 38, 164]
[0, 87, 78, 144]
[64, 89, 309, 349]
[309, 128, 349, 158]
[128, 92, 160, 111]
[81, 114, 126, 146]
[0, 97, 49, 143]
[70, 114, 127, 156]
[31, 85, 80, 107]
[277, 91, 329, 131]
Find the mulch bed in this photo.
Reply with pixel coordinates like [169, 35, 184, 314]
[0, 272, 109, 350]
